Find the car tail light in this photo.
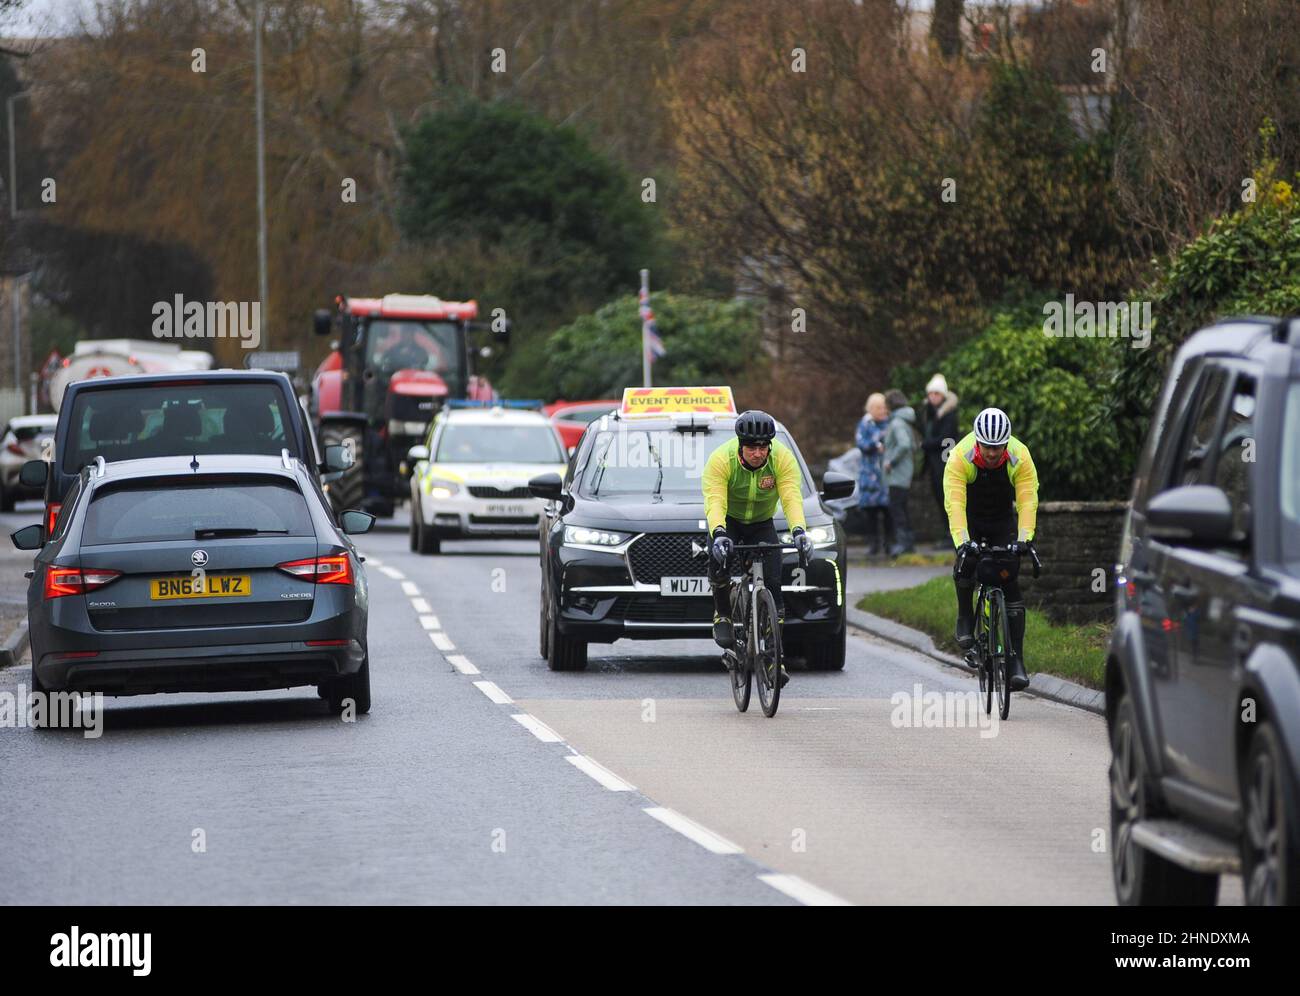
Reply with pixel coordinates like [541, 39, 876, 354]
[5, 442, 22, 456]
[307, 639, 350, 647]
[44, 567, 121, 599]
[46, 503, 61, 535]
[276, 554, 353, 585]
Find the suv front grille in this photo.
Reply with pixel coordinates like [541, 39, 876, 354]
[627, 532, 709, 584]
[468, 485, 533, 499]
[609, 596, 713, 623]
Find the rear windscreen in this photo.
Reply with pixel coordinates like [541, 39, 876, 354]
[82, 479, 314, 545]
[62, 383, 294, 474]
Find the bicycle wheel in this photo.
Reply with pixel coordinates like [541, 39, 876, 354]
[993, 588, 1012, 720]
[976, 591, 992, 715]
[753, 586, 782, 718]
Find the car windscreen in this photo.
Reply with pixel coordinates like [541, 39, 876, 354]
[82, 477, 315, 545]
[1281, 383, 1300, 570]
[558, 407, 616, 425]
[62, 383, 293, 474]
[579, 429, 813, 498]
[434, 423, 565, 463]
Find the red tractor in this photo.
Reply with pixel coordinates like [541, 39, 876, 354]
[310, 293, 508, 516]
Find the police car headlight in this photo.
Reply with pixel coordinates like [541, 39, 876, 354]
[779, 526, 833, 545]
[564, 526, 631, 547]
[428, 479, 460, 499]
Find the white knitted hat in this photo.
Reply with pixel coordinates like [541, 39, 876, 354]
[925, 373, 948, 395]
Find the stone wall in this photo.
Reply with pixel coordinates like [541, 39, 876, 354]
[1022, 500, 1129, 624]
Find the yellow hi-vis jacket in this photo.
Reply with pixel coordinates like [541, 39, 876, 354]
[942, 432, 1039, 548]
[702, 437, 807, 534]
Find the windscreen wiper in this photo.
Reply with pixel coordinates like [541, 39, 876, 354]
[194, 527, 290, 539]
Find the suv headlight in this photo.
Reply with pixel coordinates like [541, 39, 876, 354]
[427, 478, 460, 499]
[779, 526, 833, 545]
[564, 526, 631, 547]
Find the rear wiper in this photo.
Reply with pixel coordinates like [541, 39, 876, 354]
[194, 527, 290, 539]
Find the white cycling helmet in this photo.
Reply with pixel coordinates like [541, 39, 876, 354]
[973, 407, 1012, 446]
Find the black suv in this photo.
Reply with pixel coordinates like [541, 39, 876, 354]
[1108, 316, 1300, 906]
[528, 410, 854, 672]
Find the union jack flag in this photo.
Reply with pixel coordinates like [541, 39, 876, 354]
[640, 288, 665, 361]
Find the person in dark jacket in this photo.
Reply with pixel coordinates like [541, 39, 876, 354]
[920, 373, 959, 513]
[882, 389, 917, 555]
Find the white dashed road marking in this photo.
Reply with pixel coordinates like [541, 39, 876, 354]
[643, 807, 743, 855]
[473, 680, 513, 705]
[566, 755, 636, 792]
[512, 713, 564, 743]
[430, 632, 454, 652]
[446, 655, 480, 675]
[758, 874, 852, 906]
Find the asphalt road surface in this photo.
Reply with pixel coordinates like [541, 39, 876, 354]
[0, 504, 1244, 904]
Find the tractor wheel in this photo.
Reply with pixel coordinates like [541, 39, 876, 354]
[321, 422, 364, 514]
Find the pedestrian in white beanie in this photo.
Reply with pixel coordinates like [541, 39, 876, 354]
[921, 373, 959, 513]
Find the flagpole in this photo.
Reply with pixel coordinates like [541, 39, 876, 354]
[640, 268, 651, 388]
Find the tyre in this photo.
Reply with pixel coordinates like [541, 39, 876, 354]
[991, 589, 1012, 720]
[0, 482, 13, 513]
[1109, 693, 1218, 905]
[321, 421, 364, 514]
[408, 489, 419, 552]
[1241, 720, 1300, 906]
[804, 621, 847, 671]
[546, 596, 588, 671]
[977, 593, 993, 716]
[30, 657, 53, 730]
[409, 483, 439, 555]
[324, 654, 371, 715]
[753, 586, 782, 718]
[538, 581, 550, 659]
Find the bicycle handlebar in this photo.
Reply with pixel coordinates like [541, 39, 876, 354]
[956, 540, 1043, 579]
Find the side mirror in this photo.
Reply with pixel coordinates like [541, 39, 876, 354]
[407, 444, 430, 464]
[529, 472, 563, 501]
[313, 308, 333, 337]
[820, 471, 855, 501]
[324, 444, 353, 472]
[340, 510, 376, 535]
[11, 524, 45, 550]
[20, 459, 48, 489]
[1147, 485, 1239, 546]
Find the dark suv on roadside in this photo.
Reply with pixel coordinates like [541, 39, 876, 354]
[1108, 316, 1300, 906]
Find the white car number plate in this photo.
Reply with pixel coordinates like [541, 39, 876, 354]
[660, 576, 708, 596]
[485, 503, 527, 515]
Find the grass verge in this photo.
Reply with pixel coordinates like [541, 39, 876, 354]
[856, 575, 1109, 689]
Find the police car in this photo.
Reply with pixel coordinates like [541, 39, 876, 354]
[528, 387, 855, 671]
[407, 402, 568, 554]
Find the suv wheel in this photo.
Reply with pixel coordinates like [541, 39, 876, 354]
[803, 622, 847, 671]
[1110, 693, 1218, 905]
[546, 595, 587, 671]
[538, 586, 551, 659]
[409, 488, 439, 555]
[1241, 720, 1300, 906]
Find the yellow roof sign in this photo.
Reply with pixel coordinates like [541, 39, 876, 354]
[620, 386, 736, 417]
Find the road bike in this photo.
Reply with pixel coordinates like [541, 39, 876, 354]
[700, 540, 803, 718]
[955, 541, 1042, 720]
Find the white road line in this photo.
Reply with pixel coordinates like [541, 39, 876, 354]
[473, 680, 513, 705]
[419, 615, 441, 631]
[446, 655, 480, 675]
[567, 755, 636, 792]
[400, 581, 420, 596]
[429, 632, 455, 652]
[757, 874, 852, 907]
[365, 556, 383, 567]
[378, 566, 405, 580]
[512, 713, 564, 743]
[410, 598, 432, 614]
[643, 807, 743, 854]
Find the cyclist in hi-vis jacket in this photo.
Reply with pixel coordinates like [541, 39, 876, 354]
[944, 407, 1039, 691]
[702, 411, 811, 686]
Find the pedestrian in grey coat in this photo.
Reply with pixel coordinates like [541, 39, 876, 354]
[883, 389, 918, 555]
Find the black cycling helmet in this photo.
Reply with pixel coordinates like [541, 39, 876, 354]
[734, 409, 776, 446]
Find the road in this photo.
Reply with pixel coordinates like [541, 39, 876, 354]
[0, 503, 1243, 904]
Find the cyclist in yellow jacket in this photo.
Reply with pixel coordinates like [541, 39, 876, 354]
[944, 407, 1039, 690]
[702, 411, 811, 684]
